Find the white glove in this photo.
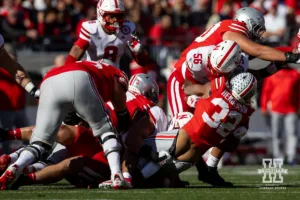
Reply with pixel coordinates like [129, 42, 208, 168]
[186, 95, 200, 108]
[127, 34, 142, 54]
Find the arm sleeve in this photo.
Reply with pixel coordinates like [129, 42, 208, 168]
[74, 22, 90, 49]
[227, 21, 250, 38]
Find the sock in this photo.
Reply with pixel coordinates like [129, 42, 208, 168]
[7, 128, 21, 140]
[123, 172, 132, 179]
[9, 147, 25, 164]
[123, 172, 132, 183]
[101, 133, 121, 174]
[106, 151, 121, 174]
[206, 154, 220, 168]
[14, 145, 45, 170]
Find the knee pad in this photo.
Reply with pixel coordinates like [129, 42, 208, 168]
[97, 132, 121, 156]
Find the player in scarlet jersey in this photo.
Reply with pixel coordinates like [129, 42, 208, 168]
[168, 7, 300, 186]
[0, 73, 168, 189]
[135, 72, 257, 187]
[0, 59, 131, 190]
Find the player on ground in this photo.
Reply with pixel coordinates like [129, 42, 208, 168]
[0, 34, 39, 98]
[65, 0, 154, 72]
[0, 59, 131, 190]
[138, 72, 257, 187]
[0, 73, 168, 189]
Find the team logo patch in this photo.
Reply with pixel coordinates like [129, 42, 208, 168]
[121, 25, 130, 35]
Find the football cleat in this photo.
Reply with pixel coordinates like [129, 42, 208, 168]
[98, 179, 113, 189]
[0, 164, 22, 190]
[99, 173, 132, 189]
[198, 165, 233, 187]
[0, 154, 11, 174]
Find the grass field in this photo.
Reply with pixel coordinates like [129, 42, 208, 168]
[0, 166, 300, 200]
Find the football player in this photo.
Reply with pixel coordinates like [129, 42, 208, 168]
[168, 40, 243, 115]
[139, 72, 257, 187]
[0, 74, 168, 189]
[65, 0, 155, 73]
[168, 7, 300, 186]
[0, 59, 131, 190]
[168, 7, 300, 115]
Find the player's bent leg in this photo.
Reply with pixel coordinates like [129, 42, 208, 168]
[167, 73, 193, 116]
[0, 74, 73, 190]
[71, 71, 124, 189]
[12, 156, 85, 189]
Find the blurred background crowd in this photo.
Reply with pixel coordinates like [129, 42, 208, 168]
[0, 0, 299, 165]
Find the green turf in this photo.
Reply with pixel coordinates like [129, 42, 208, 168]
[0, 166, 300, 200]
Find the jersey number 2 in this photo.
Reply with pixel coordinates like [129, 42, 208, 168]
[202, 98, 242, 137]
[104, 46, 118, 62]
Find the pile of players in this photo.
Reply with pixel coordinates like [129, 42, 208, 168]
[0, 0, 300, 190]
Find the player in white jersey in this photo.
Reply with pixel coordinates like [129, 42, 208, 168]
[0, 34, 40, 98]
[65, 0, 152, 70]
[168, 40, 243, 115]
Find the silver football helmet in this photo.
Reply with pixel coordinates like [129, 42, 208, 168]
[128, 73, 159, 104]
[233, 7, 266, 41]
[228, 72, 257, 103]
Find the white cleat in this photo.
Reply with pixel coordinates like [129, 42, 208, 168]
[98, 173, 132, 190]
[0, 164, 22, 190]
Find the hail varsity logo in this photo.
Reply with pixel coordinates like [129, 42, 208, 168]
[258, 158, 288, 184]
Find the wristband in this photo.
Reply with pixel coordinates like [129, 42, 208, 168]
[24, 82, 38, 97]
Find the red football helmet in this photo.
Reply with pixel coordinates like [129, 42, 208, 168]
[97, 0, 125, 33]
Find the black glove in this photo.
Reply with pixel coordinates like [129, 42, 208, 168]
[285, 52, 300, 63]
[30, 87, 40, 99]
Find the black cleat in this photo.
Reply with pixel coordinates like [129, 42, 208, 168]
[195, 159, 233, 187]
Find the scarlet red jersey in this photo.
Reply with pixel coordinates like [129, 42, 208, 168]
[106, 91, 155, 126]
[43, 60, 128, 102]
[183, 76, 255, 151]
[175, 20, 249, 70]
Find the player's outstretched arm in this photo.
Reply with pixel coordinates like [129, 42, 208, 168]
[224, 31, 293, 62]
[65, 44, 86, 64]
[0, 48, 39, 98]
[1, 125, 77, 146]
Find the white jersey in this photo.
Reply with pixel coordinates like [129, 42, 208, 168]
[78, 20, 136, 68]
[183, 45, 249, 84]
[148, 106, 168, 135]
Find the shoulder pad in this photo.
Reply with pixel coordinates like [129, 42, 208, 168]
[186, 46, 213, 72]
[82, 20, 99, 35]
[120, 20, 136, 35]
